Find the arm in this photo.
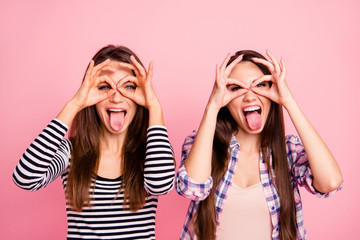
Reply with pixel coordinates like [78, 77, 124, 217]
[143, 126, 175, 195]
[183, 54, 248, 183]
[252, 51, 343, 193]
[13, 59, 117, 190]
[13, 119, 71, 190]
[117, 57, 174, 194]
[286, 135, 339, 197]
[176, 132, 214, 201]
[117, 57, 164, 127]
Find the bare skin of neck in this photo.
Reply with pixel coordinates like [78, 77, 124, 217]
[97, 129, 126, 179]
[233, 131, 261, 188]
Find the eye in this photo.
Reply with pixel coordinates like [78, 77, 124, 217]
[228, 84, 243, 92]
[123, 82, 137, 91]
[98, 83, 112, 91]
[255, 81, 269, 88]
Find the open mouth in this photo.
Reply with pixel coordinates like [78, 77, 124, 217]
[242, 106, 261, 117]
[106, 108, 127, 117]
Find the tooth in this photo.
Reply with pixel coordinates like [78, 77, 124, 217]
[109, 109, 124, 112]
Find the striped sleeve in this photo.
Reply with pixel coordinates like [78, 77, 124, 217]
[143, 125, 175, 195]
[13, 119, 71, 191]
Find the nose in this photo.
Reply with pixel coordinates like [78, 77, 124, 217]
[109, 89, 125, 103]
[242, 89, 258, 102]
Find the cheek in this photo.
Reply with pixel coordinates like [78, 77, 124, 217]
[127, 101, 138, 119]
[95, 104, 102, 117]
[226, 101, 244, 124]
[261, 99, 272, 120]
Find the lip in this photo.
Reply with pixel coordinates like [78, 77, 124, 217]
[242, 105, 262, 117]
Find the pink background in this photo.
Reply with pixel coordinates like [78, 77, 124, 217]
[1, 0, 359, 239]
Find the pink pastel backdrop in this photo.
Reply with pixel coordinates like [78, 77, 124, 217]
[1, 0, 359, 239]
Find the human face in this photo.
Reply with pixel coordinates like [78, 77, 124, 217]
[227, 61, 271, 135]
[95, 60, 137, 135]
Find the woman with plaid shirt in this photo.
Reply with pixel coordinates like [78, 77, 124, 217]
[176, 50, 342, 240]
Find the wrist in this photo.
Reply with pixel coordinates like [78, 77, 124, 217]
[205, 101, 221, 114]
[283, 97, 298, 112]
[68, 97, 85, 112]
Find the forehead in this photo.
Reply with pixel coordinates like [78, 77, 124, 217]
[99, 60, 133, 81]
[228, 61, 264, 85]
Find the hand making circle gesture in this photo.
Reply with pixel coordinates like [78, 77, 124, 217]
[208, 54, 249, 111]
[117, 56, 161, 110]
[251, 51, 295, 108]
[71, 59, 117, 110]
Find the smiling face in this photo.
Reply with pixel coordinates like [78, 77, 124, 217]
[227, 61, 271, 135]
[95, 60, 138, 135]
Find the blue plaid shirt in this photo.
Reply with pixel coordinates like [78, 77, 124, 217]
[176, 131, 340, 240]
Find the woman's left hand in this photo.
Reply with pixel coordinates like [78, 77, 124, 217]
[251, 51, 294, 108]
[117, 56, 160, 110]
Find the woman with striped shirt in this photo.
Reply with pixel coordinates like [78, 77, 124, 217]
[13, 45, 175, 239]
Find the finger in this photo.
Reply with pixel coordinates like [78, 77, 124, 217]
[118, 62, 140, 77]
[250, 86, 271, 99]
[279, 58, 287, 81]
[97, 75, 117, 90]
[225, 54, 243, 77]
[130, 55, 146, 77]
[215, 64, 221, 85]
[92, 59, 112, 79]
[266, 51, 281, 75]
[117, 87, 133, 98]
[250, 75, 273, 88]
[117, 87, 139, 104]
[220, 53, 232, 74]
[99, 66, 116, 74]
[93, 58, 111, 72]
[147, 61, 154, 81]
[252, 57, 275, 72]
[227, 78, 249, 90]
[117, 75, 138, 88]
[229, 88, 249, 100]
[84, 60, 95, 81]
[97, 89, 116, 102]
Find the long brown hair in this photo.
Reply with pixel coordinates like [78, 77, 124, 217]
[194, 50, 297, 240]
[66, 45, 149, 212]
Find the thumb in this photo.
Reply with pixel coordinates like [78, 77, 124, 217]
[101, 89, 116, 100]
[250, 87, 271, 99]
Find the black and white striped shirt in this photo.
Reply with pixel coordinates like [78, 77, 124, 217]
[13, 119, 175, 239]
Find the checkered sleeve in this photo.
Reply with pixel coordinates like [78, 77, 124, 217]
[286, 135, 341, 198]
[176, 131, 213, 201]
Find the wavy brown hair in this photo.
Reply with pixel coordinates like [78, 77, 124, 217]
[194, 50, 297, 240]
[66, 45, 149, 212]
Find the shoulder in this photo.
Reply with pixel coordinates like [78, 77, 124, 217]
[285, 134, 304, 152]
[285, 134, 307, 167]
[182, 130, 198, 149]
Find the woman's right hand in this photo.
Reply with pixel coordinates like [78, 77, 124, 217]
[71, 59, 117, 110]
[207, 54, 249, 111]
[56, 59, 117, 126]
[184, 53, 249, 183]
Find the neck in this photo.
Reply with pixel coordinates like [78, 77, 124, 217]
[99, 129, 127, 157]
[234, 129, 261, 154]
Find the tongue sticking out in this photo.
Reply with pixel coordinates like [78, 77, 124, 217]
[245, 111, 262, 131]
[109, 111, 125, 131]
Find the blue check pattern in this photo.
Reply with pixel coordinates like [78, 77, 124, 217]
[176, 131, 341, 240]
